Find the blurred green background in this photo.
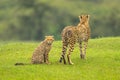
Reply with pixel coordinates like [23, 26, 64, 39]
[0, 0, 120, 40]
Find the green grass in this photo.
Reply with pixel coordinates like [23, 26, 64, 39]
[0, 37, 120, 80]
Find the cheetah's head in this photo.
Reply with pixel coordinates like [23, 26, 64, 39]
[45, 36, 54, 45]
[79, 15, 90, 24]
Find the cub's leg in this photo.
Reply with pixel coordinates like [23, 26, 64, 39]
[59, 41, 68, 64]
[44, 54, 46, 63]
[44, 52, 50, 64]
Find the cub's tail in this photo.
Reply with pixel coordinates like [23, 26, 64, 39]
[14, 63, 29, 66]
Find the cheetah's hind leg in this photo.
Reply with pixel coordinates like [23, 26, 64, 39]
[59, 53, 67, 64]
[67, 43, 75, 65]
[59, 42, 68, 64]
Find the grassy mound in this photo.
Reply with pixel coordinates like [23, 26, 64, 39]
[0, 37, 120, 80]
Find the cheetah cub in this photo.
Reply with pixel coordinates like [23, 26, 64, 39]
[15, 36, 54, 65]
[31, 36, 54, 64]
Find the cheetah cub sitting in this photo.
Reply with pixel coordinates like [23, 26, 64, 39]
[15, 36, 54, 65]
[31, 36, 54, 64]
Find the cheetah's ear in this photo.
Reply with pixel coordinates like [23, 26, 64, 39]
[86, 15, 90, 18]
[51, 35, 54, 38]
[79, 15, 83, 19]
[51, 36, 54, 40]
[45, 36, 48, 38]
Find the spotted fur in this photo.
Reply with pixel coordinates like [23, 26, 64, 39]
[15, 36, 54, 66]
[59, 15, 91, 65]
[31, 36, 54, 64]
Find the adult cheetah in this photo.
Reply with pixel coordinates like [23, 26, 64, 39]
[59, 15, 90, 65]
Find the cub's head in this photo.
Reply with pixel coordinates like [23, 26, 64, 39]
[45, 36, 54, 45]
[79, 15, 90, 24]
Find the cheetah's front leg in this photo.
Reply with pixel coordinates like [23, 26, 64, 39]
[79, 42, 84, 59]
[81, 41, 88, 59]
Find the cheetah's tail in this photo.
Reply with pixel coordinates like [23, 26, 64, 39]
[14, 62, 29, 66]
